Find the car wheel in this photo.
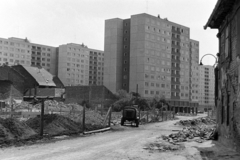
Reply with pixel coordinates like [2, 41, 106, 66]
[136, 119, 139, 127]
[121, 118, 124, 126]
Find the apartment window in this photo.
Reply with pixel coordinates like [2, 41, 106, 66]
[145, 90, 149, 94]
[161, 84, 165, 88]
[145, 82, 149, 86]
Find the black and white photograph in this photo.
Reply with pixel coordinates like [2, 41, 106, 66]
[0, 0, 239, 159]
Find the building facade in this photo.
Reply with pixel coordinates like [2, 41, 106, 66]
[89, 50, 104, 86]
[205, 0, 240, 151]
[57, 43, 104, 86]
[104, 13, 199, 110]
[0, 37, 104, 87]
[58, 43, 90, 86]
[199, 65, 215, 112]
[0, 37, 57, 75]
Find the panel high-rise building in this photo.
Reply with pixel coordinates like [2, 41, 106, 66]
[199, 65, 215, 111]
[0, 37, 57, 75]
[104, 13, 199, 108]
[58, 43, 104, 86]
[0, 37, 104, 87]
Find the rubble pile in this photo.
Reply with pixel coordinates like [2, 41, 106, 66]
[174, 117, 216, 126]
[0, 118, 37, 142]
[26, 114, 81, 136]
[84, 110, 106, 131]
[162, 126, 217, 144]
[144, 141, 185, 152]
[163, 117, 217, 144]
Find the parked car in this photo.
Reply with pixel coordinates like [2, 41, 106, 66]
[121, 106, 139, 127]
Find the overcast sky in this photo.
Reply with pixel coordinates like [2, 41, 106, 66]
[0, 0, 218, 65]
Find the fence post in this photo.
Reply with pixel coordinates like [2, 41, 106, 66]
[40, 99, 45, 137]
[161, 107, 164, 122]
[147, 111, 149, 123]
[166, 108, 168, 121]
[108, 106, 112, 127]
[82, 103, 86, 134]
[172, 107, 174, 119]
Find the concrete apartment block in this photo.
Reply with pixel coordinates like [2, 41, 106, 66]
[189, 40, 200, 105]
[58, 43, 90, 86]
[0, 37, 57, 75]
[199, 65, 215, 111]
[104, 13, 200, 110]
[89, 50, 104, 86]
[104, 18, 124, 94]
[0, 37, 104, 87]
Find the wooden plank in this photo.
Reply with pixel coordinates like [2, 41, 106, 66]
[103, 106, 111, 126]
[83, 127, 111, 134]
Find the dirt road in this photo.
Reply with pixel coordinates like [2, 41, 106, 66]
[0, 115, 215, 160]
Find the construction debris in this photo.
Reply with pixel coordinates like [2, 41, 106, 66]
[174, 117, 216, 126]
[163, 117, 217, 144]
[163, 126, 216, 143]
[0, 118, 37, 142]
[144, 141, 185, 152]
[26, 114, 81, 136]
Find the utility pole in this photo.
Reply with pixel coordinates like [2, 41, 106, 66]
[89, 85, 91, 106]
[40, 99, 45, 136]
[101, 85, 104, 115]
[82, 102, 86, 133]
[10, 84, 13, 118]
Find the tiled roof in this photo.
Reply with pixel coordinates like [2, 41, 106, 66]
[22, 66, 56, 87]
[204, 0, 236, 29]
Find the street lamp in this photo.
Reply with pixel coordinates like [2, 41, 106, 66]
[199, 53, 218, 117]
[199, 53, 218, 67]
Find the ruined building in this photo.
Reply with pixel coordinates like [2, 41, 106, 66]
[205, 0, 240, 151]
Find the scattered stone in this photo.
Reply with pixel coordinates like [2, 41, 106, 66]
[174, 117, 216, 126]
[144, 141, 185, 152]
[163, 117, 217, 144]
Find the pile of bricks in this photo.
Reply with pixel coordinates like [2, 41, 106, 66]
[162, 126, 216, 144]
[174, 117, 216, 126]
[163, 117, 217, 144]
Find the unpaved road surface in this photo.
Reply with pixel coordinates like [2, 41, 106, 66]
[0, 115, 237, 160]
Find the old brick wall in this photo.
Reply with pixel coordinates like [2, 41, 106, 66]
[65, 86, 116, 105]
[217, 0, 240, 151]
